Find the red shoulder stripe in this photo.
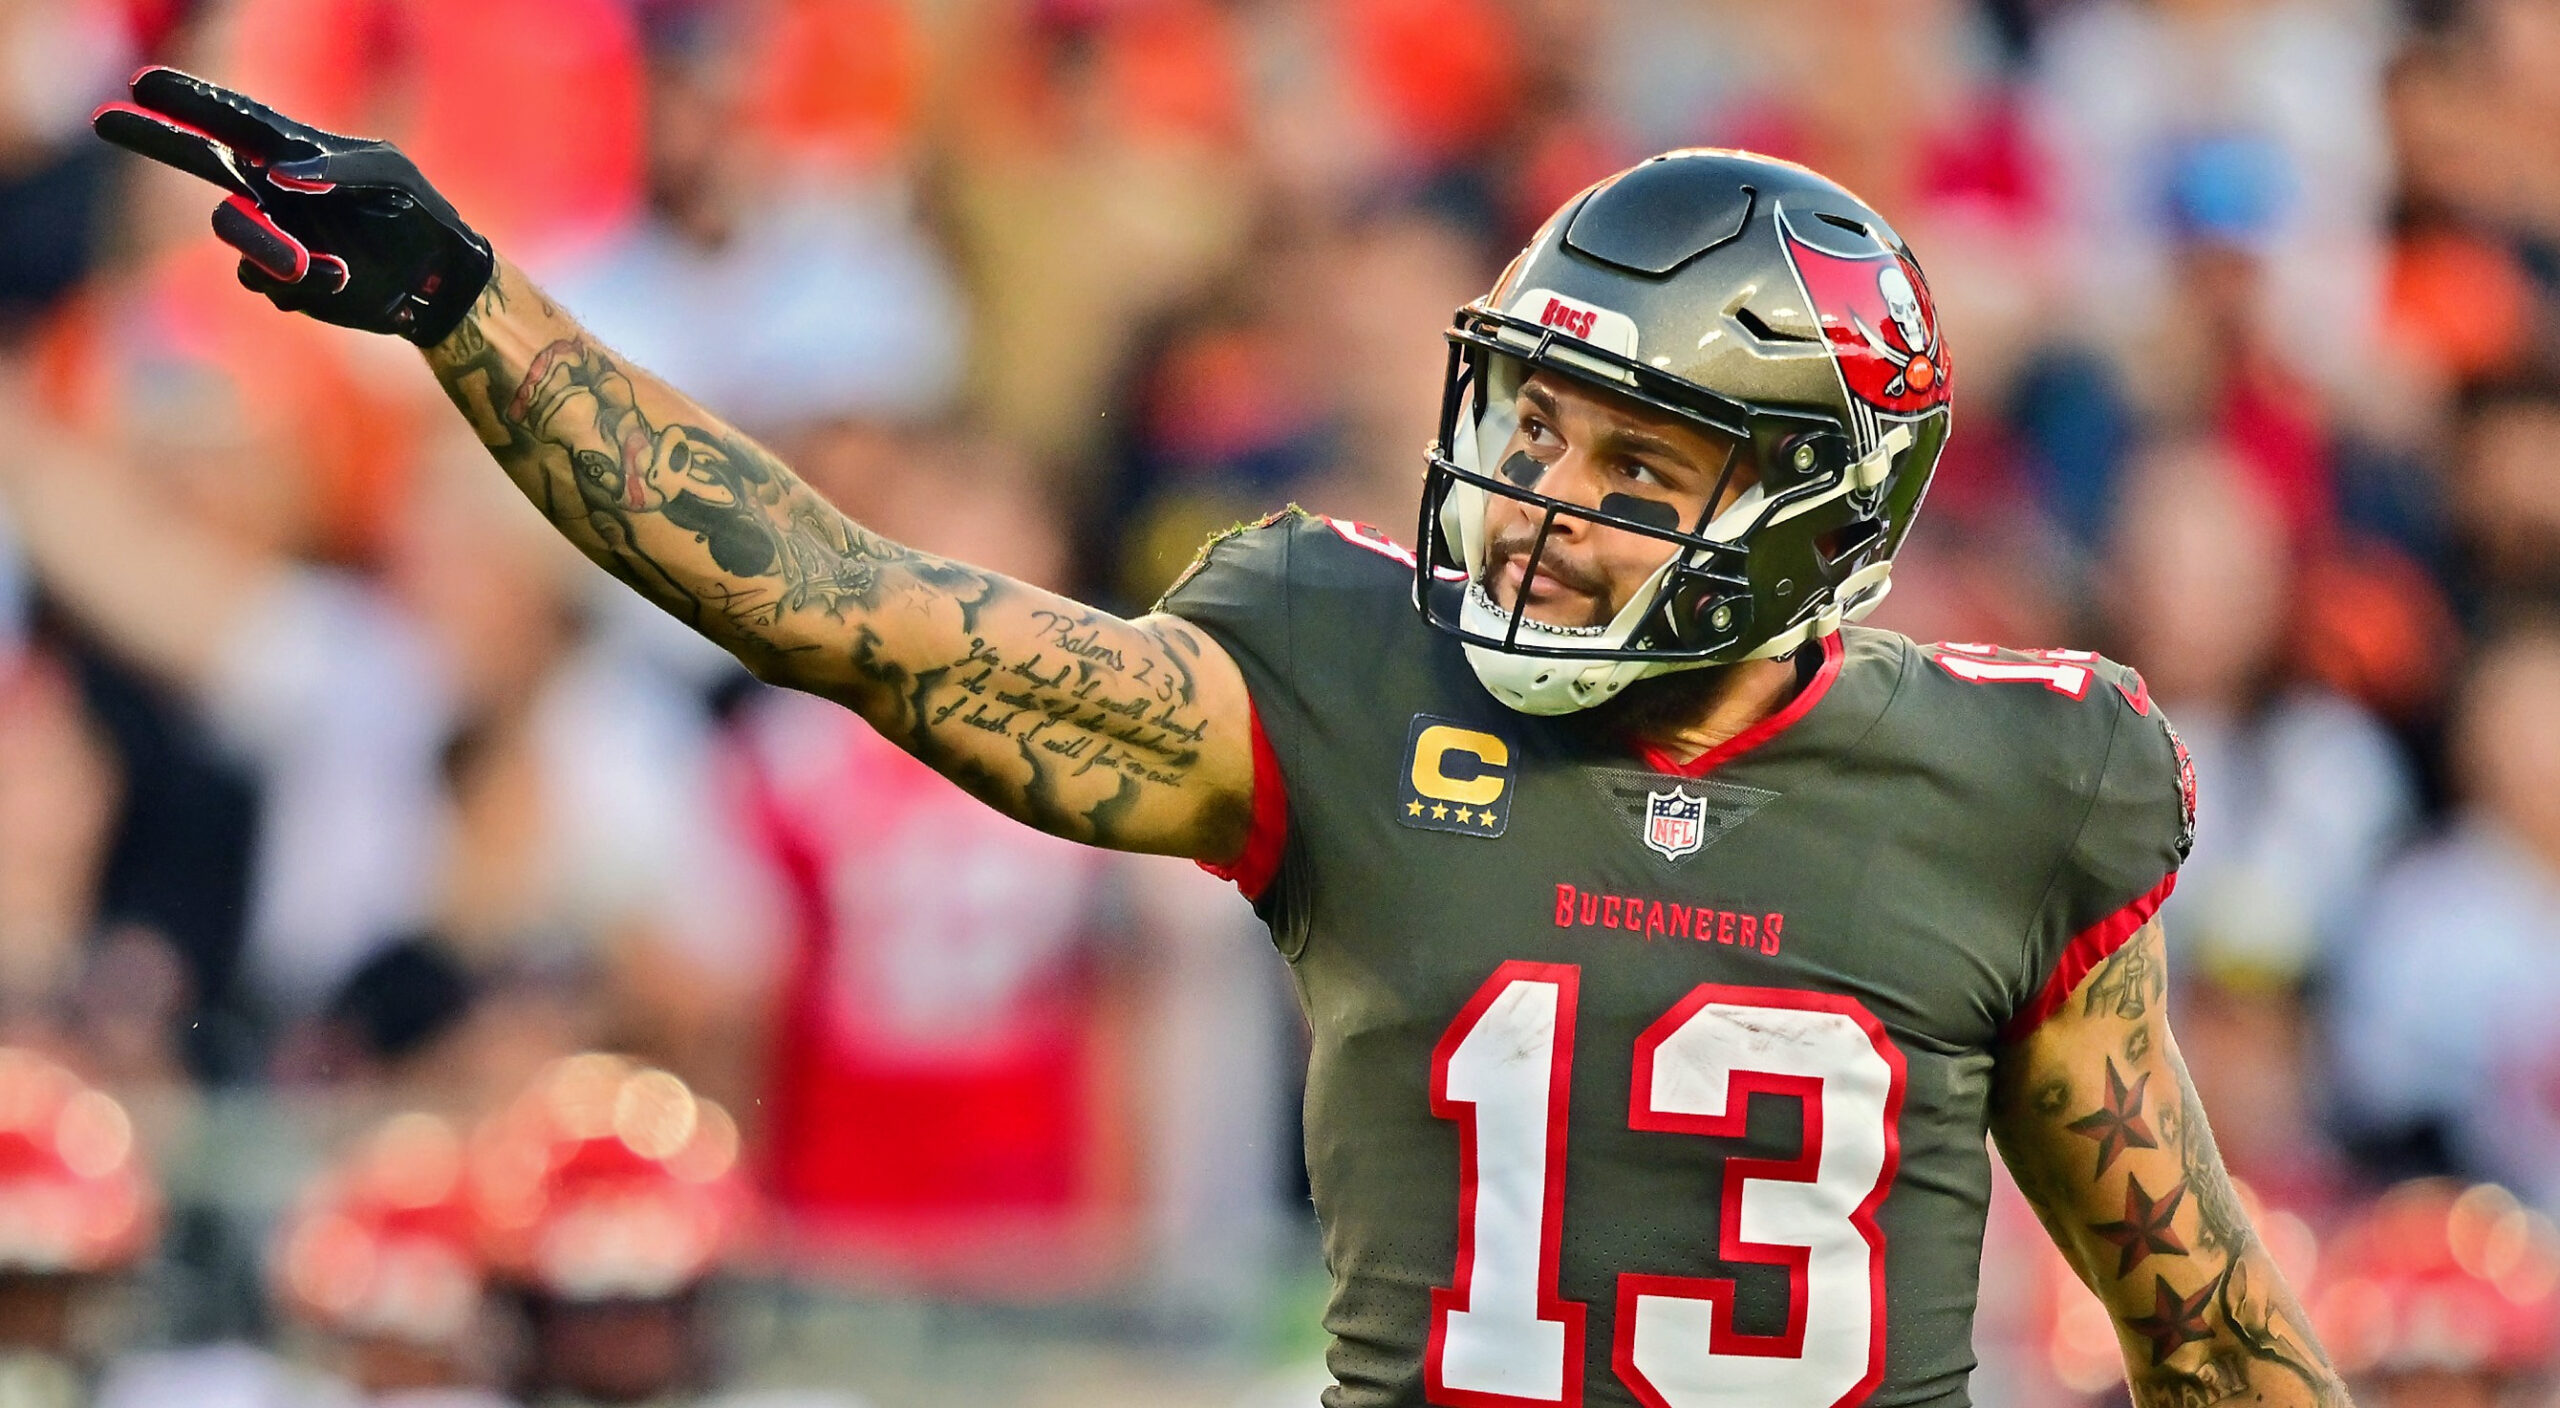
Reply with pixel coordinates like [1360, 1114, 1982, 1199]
[2000, 870, 2179, 1043]
[1198, 702, 1288, 901]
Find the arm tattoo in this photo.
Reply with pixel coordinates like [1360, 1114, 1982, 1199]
[2091, 1173, 2188, 1278]
[423, 268, 1243, 852]
[2066, 1057, 2159, 1178]
[2001, 923, 2349, 1408]
[2083, 930, 2164, 1019]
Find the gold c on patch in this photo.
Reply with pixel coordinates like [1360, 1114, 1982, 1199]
[1397, 715, 1513, 838]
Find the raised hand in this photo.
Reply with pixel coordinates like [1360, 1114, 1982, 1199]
[91, 66, 493, 346]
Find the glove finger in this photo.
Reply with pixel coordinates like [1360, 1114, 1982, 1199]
[308, 252, 352, 296]
[236, 257, 302, 308]
[127, 66, 326, 164]
[212, 193, 310, 283]
[272, 147, 417, 193]
[237, 258, 328, 314]
[266, 155, 337, 193]
[90, 103, 254, 196]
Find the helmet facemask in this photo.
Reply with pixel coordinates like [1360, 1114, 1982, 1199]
[1417, 312, 1921, 716]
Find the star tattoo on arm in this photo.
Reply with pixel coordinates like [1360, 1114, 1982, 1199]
[2127, 1271, 2221, 1366]
[2067, 1057, 2159, 1179]
[2091, 1173, 2189, 1278]
[1992, 922, 2349, 1405]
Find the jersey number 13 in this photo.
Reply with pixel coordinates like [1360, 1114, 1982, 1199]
[1427, 961, 1908, 1408]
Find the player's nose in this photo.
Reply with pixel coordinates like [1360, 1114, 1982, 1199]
[1534, 449, 1613, 523]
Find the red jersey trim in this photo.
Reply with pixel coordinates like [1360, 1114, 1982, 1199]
[2000, 870, 2180, 1043]
[1635, 630, 1846, 778]
[1198, 702, 1288, 901]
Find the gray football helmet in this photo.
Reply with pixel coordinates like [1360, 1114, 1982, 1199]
[1417, 149, 1953, 715]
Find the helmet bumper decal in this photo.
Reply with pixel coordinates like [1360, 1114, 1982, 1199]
[1506, 287, 1641, 361]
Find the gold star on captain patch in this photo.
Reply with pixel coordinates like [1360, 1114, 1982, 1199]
[1480, 811, 1498, 828]
[1454, 807, 1474, 824]
[1406, 800, 1425, 816]
[1431, 803, 1449, 820]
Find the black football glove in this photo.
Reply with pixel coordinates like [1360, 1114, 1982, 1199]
[91, 67, 495, 347]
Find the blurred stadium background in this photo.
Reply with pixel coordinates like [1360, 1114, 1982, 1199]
[0, 0, 2556, 1403]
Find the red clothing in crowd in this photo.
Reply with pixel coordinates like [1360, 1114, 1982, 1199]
[732, 693, 1126, 1285]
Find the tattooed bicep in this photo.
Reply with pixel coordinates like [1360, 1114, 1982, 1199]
[1992, 922, 2345, 1405]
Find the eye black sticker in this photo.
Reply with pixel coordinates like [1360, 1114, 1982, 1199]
[1500, 450, 1543, 487]
[1598, 493, 1680, 532]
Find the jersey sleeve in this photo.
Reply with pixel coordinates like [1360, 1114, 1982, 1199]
[2003, 660, 2195, 1039]
[1155, 510, 1311, 904]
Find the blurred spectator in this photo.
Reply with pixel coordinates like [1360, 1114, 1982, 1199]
[0, 656, 120, 1029]
[2445, 379, 2560, 624]
[2387, 0, 2560, 342]
[209, 0, 643, 262]
[1097, 202, 1491, 603]
[2331, 624, 2560, 1199]
[0, 0, 130, 338]
[2377, 36, 2540, 402]
[737, 0, 928, 181]
[0, 373, 768, 1096]
[734, 689, 1135, 1294]
[2032, 0, 2395, 415]
[368, 445, 777, 1105]
[2176, 974, 2351, 1216]
[549, 5, 964, 440]
[0, 1049, 157, 1402]
[733, 431, 1138, 1291]
[470, 1053, 868, 1408]
[2311, 1180, 2560, 1407]
[269, 1112, 513, 1406]
[2107, 439, 2414, 983]
[939, 0, 1259, 468]
[0, 500, 23, 662]
[0, 359, 449, 1036]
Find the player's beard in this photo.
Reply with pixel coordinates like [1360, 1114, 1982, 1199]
[1478, 527, 1616, 631]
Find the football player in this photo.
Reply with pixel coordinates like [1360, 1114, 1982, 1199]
[270, 1112, 515, 1405]
[0, 1049, 155, 1402]
[94, 70, 2346, 1407]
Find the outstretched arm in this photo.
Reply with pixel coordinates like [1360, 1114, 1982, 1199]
[88, 67, 1256, 860]
[1991, 921, 2351, 1408]
[421, 261, 1255, 857]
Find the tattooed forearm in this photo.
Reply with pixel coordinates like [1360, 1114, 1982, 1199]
[1994, 921, 2351, 1407]
[418, 262, 1252, 856]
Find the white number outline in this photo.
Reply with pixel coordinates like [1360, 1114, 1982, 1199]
[1426, 961, 1589, 1408]
[1928, 642, 2095, 698]
[1611, 984, 1908, 1408]
[1425, 972, 1909, 1408]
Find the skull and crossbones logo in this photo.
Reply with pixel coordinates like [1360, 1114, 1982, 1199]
[1852, 264, 1939, 398]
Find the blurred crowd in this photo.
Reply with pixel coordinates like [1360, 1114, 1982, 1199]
[0, 0, 2556, 1403]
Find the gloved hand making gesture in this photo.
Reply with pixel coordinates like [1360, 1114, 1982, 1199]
[92, 66, 493, 346]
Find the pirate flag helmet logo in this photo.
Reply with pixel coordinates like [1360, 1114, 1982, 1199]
[1779, 207, 1951, 417]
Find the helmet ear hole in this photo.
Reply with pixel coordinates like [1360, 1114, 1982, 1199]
[1816, 519, 1885, 565]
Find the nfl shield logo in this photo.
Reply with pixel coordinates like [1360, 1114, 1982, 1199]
[1644, 789, 1707, 862]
